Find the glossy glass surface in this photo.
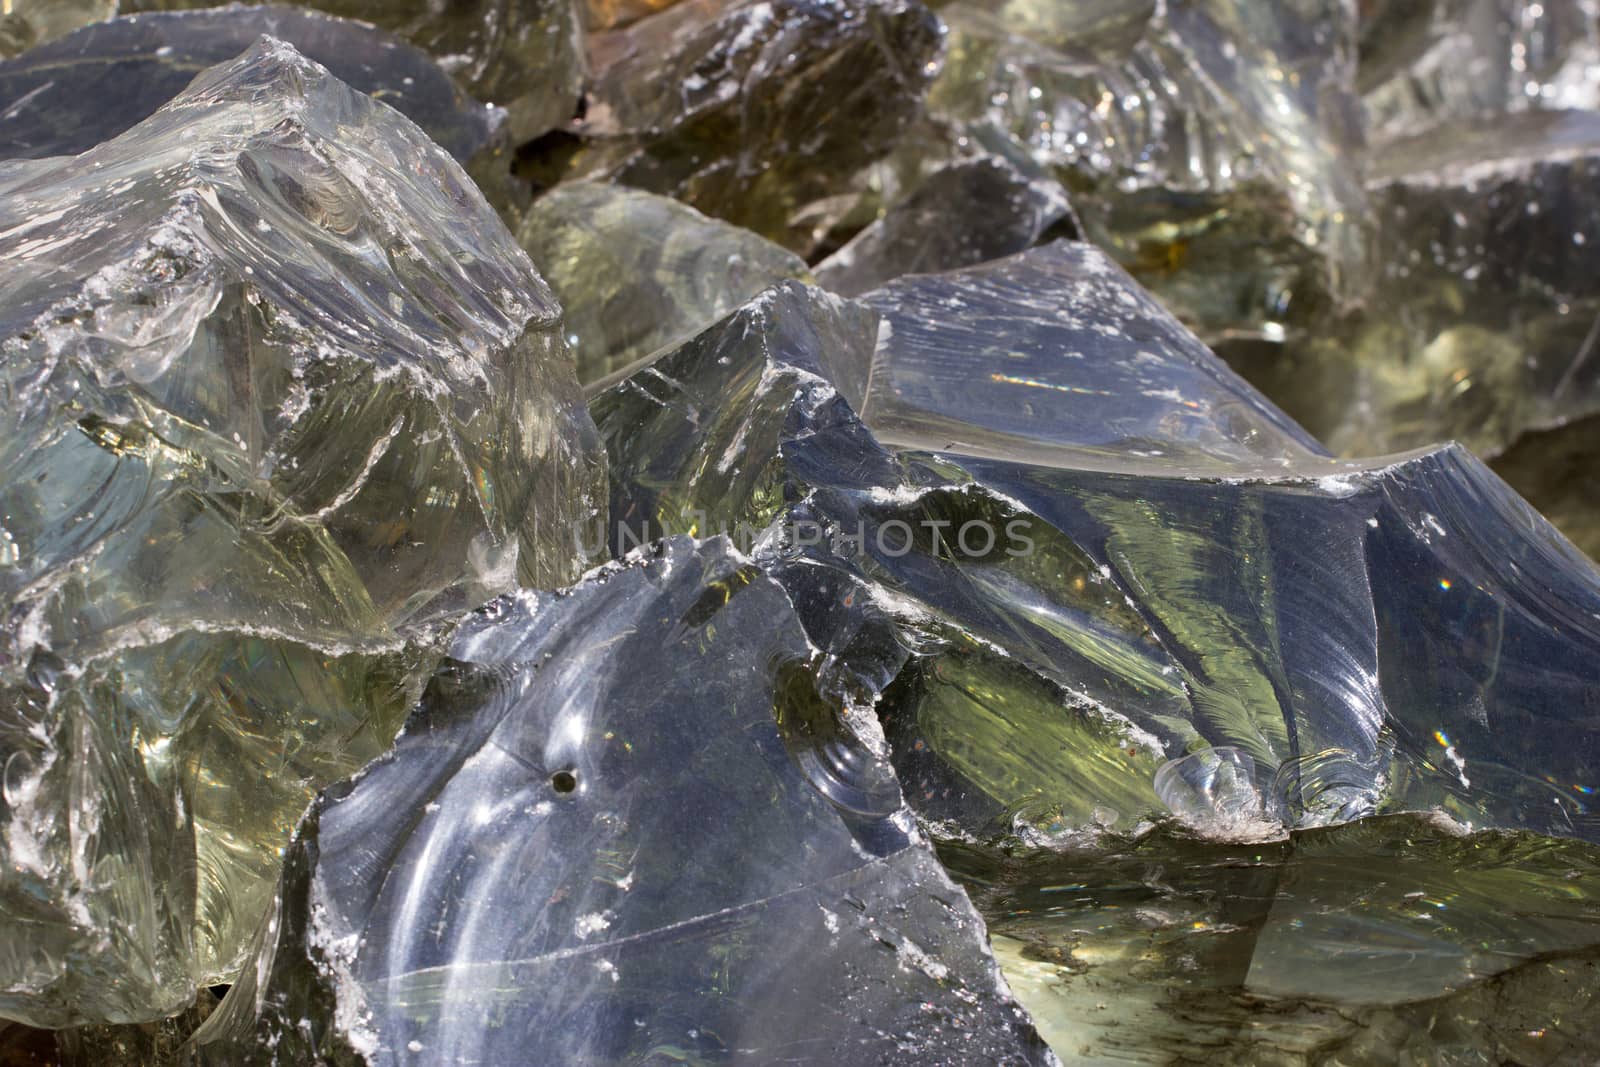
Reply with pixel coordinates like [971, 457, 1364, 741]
[565, 0, 943, 254]
[0, 6, 502, 164]
[519, 182, 809, 385]
[193, 538, 1056, 1066]
[0, 39, 603, 1026]
[952, 813, 1600, 1064]
[597, 247, 1600, 848]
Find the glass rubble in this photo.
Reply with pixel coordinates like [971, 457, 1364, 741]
[1, 0, 1599, 1063]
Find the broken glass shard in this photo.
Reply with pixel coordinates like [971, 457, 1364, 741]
[0, 7, 503, 166]
[952, 812, 1600, 1063]
[191, 537, 1056, 1066]
[519, 182, 810, 385]
[113, 0, 585, 142]
[589, 279, 881, 548]
[559, 0, 943, 254]
[0, 39, 604, 1026]
[815, 156, 1075, 298]
[1252, 109, 1600, 460]
[853, 240, 1326, 469]
[595, 245, 1600, 849]
[926, 0, 1369, 341]
[1360, 0, 1600, 143]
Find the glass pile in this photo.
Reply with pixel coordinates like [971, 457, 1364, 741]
[0, 2, 1598, 1064]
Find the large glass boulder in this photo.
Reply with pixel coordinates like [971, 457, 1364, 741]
[594, 243, 1600, 847]
[0, 39, 604, 1026]
[587, 239, 1600, 1064]
[191, 537, 1056, 1066]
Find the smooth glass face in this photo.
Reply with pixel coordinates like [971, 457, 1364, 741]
[519, 182, 809, 385]
[195, 538, 1054, 1066]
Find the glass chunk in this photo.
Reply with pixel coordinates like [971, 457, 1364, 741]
[951, 813, 1600, 1062]
[595, 246, 1600, 849]
[0, 7, 501, 165]
[191, 537, 1056, 1066]
[856, 248, 1600, 842]
[926, 0, 1369, 342]
[0, 39, 604, 1026]
[590, 279, 885, 548]
[854, 241, 1325, 469]
[1361, 0, 1600, 143]
[519, 182, 810, 384]
[1252, 110, 1600, 460]
[815, 157, 1075, 298]
[561, 0, 944, 254]
[116, 0, 585, 142]
[0, 0, 1593, 1060]
[589, 271, 1215, 837]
